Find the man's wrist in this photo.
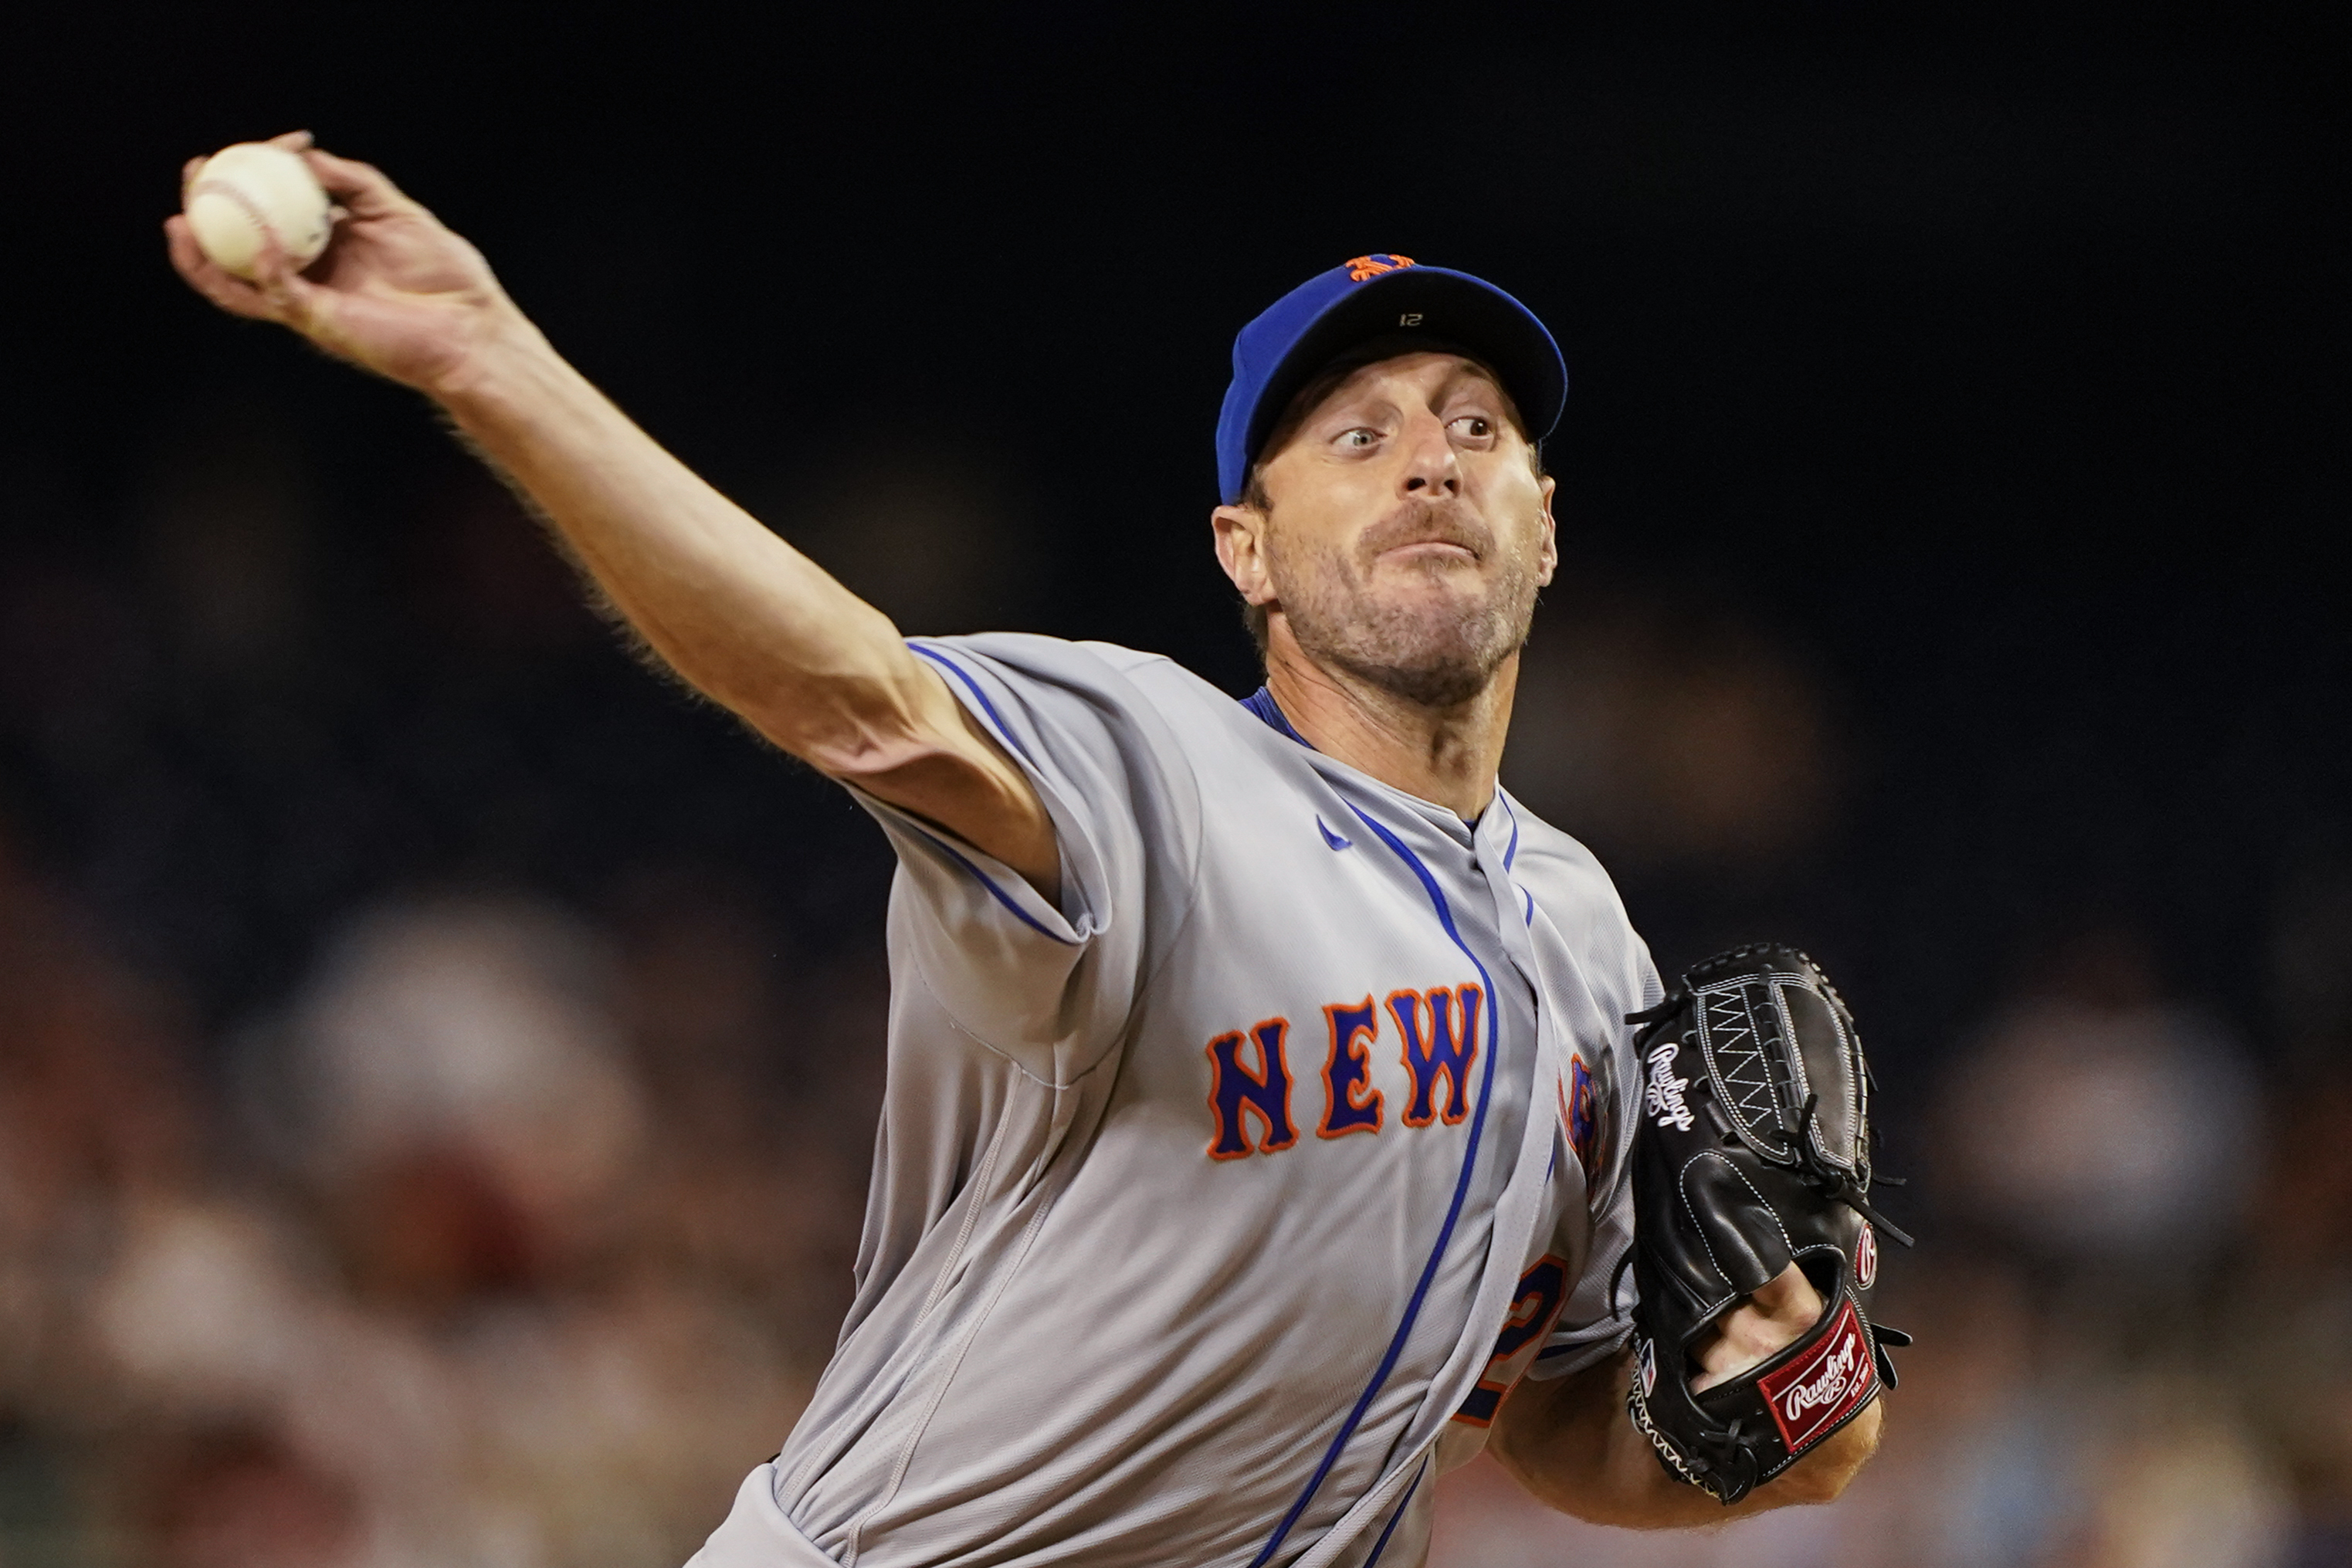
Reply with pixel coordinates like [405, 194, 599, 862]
[428, 309, 576, 423]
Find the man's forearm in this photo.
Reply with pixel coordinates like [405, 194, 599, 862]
[1489, 1346, 1880, 1529]
[432, 330, 1056, 886]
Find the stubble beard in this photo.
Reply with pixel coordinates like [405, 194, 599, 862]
[1266, 500, 1542, 710]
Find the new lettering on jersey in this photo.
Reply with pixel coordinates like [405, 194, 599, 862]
[1391, 984, 1483, 1126]
[1319, 998, 1385, 1137]
[1205, 1018, 1298, 1158]
[1202, 984, 1491, 1158]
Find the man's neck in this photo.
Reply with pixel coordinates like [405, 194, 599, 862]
[1263, 644, 1518, 821]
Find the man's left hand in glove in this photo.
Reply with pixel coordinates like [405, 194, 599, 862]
[1485, 1259, 1879, 1528]
[1484, 944, 1903, 1527]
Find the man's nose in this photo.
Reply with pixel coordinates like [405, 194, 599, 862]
[1399, 414, 1459, 496]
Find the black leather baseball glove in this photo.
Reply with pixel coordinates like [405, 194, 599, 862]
[1620, 943, 1912, 1505]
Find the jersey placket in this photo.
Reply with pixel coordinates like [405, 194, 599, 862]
[1285, 801, 1567, 1568]
[1470, 798, 1588, 1336]
[1239, 793, 1500, 1568]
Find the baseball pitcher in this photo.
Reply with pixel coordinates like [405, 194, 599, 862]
[169, 133, 1903, 1568]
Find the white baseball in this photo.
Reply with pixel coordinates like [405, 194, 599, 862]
[184, 142, 334, 280]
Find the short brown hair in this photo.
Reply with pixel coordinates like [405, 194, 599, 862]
[1235, 345, 1544, 661]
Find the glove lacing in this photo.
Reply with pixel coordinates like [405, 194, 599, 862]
[1625, 994, 1917, 1248]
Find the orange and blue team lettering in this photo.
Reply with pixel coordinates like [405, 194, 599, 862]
[1390, 984, 1483, 1126]
[1317, 997, 1384, 1139]
[1206, 984, 1479, 1157]
[1562, 1053, 1601, 1181]
[1205, 1019, 1299, 1160]
[1454, 1255, 1570, 1426]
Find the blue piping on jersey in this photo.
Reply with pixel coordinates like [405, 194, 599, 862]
[1317, 817, 1353, 852]
[1361, 1459, 1426, 1568]
[910, 643, 1033, 765]
[1241, 685, 1314, 748]
[1249, 804, 1503, 1568]
[1496, 795, 1534, 923]
[905, 822, 1078, 947]
[901, 643, 1078, 943]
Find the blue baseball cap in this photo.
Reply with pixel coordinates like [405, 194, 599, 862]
[1215, 254, 1567, 504]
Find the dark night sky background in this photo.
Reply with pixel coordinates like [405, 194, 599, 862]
[2, 7, 2344, 1118]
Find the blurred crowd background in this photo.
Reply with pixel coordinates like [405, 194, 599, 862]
[3, 8, 2344, 1567]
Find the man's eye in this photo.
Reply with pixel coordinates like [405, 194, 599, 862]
[1339, 428, 1380, 449]
[1449, 415, 1494, 439]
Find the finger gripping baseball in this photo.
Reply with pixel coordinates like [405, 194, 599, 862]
[1623, 943, 1913, 1504]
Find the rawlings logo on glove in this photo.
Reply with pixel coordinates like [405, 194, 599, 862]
[1643, 1041, 1696, 1131]
[1757, 1301, 1874, 1451]
[1619, 944, 1913, 1504]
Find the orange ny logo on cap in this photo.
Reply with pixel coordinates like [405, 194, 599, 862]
[1345, 254, 1415, 282]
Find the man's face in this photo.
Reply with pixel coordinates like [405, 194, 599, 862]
[1215, 352, 1557, 708]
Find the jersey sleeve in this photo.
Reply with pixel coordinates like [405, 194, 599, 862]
[846, 634, 1202, 1088]
[1527, 929, 1664, 1382]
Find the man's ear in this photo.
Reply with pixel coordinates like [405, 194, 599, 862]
[1212, 503, 1279, 606]
[1534, 475, 1559, 587]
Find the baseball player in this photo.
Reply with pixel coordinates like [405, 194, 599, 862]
[169, 134, 1885, 1568]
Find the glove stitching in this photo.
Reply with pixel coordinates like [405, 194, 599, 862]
[1626, 1376, 1709, 1492]
[1676, 1150, 1797, 1298]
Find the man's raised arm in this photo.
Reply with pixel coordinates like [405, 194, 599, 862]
[164, 133, 1056, 892]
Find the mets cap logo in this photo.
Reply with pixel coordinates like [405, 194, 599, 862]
[1346, 253, 1415, 282]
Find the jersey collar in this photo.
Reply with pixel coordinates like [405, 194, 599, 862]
[1239, 685, 1316, 749]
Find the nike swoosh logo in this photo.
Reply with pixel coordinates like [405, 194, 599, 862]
[1317, 816, 1352, 851]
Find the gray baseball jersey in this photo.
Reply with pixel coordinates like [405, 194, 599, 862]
[690, 633, 1661, 1568]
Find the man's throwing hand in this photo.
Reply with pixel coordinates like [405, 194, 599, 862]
[165, 131, 527, 396]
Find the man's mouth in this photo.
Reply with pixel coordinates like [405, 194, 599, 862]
[1362, 502, 1490, 568]
[1378, 539, 1481, 565]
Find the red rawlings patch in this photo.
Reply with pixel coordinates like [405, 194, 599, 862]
[1755, 1299, 1877, 1457]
